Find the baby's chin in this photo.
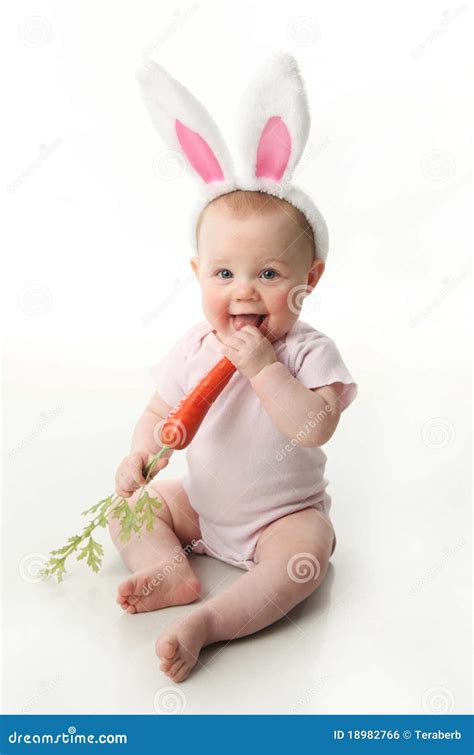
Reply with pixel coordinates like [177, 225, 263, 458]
[260, 321, 292, 343]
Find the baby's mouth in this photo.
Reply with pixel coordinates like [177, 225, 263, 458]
[230, 314, 267, 331]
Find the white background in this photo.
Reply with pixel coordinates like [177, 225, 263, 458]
[2, 0, 471, 715]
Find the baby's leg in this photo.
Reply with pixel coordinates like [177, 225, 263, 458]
[108, 478, 202, 614]
[156, 507, 334, 682]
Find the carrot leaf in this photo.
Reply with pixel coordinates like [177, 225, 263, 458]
[42, 445, 170, 582]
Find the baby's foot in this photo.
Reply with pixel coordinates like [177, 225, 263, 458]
[156, 607, 214, 683]
[116, 559, 201, 614]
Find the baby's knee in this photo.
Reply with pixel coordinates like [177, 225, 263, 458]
[262, 543, 330, 602]
[284, 547, 329, 596]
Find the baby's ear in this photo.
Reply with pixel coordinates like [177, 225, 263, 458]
[189, 256, 200, 276]
[307, 258, 325, 289]
[238, 52, 310, 186]
[137, 60, 236, 188]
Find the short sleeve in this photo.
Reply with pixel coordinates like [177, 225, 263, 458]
[293, 330, 358, 412]
[149, 330, 190, 408]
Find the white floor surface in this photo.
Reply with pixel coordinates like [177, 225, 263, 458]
[2, 348, 471, 715]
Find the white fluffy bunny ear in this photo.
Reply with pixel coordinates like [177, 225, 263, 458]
[137, 60, 236, 188]
[239, 52, 310, 184]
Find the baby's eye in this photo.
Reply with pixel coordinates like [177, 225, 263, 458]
[260, 268, 279, 280]
[216, 269, 233, 279]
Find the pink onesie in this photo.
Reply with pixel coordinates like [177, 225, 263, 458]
[150, 319, 357, 571]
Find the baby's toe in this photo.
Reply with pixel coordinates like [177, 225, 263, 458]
[168, 659, 185, 679]
[156, 636, 179, 661]
[159, 660, 173, 674]
[126, 594, 140, 605]
[173, 663, 191, 683]
[116, 594, 131, 611]
[117, 577, 136, 598]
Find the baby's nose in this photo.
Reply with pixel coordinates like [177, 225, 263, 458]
[234, 282, 257, 297]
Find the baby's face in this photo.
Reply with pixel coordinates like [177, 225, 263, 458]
[190, 203, 324, 343]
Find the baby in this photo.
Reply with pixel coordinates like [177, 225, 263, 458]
[108, 189, 357, 682]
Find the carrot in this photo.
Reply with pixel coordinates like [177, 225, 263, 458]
[43, 357, 237, 582]
[160, 356, 236, 449]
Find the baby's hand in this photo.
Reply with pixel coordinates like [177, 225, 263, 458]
[214, 326, 277, 379]
[115, 451, 169, 498]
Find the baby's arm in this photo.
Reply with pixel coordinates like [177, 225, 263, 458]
[115, 391, 175, 498]
[130, 391, 175, 456]
[249, 363, 341, 447]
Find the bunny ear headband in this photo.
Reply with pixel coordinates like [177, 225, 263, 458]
[136, 52, 329, 261]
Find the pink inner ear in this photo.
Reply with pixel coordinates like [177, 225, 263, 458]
[256, 116, 292, 181]
[175, 119, 225, 183]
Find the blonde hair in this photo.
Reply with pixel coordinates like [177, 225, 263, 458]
[196, 190, 316, 262]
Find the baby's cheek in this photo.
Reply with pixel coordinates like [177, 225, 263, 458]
[271, 288, 294, 313]
[203, 288, 227, 318]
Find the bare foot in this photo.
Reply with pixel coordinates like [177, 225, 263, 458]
[156, 607, 214, 683]
[116, 560, 201, 614]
